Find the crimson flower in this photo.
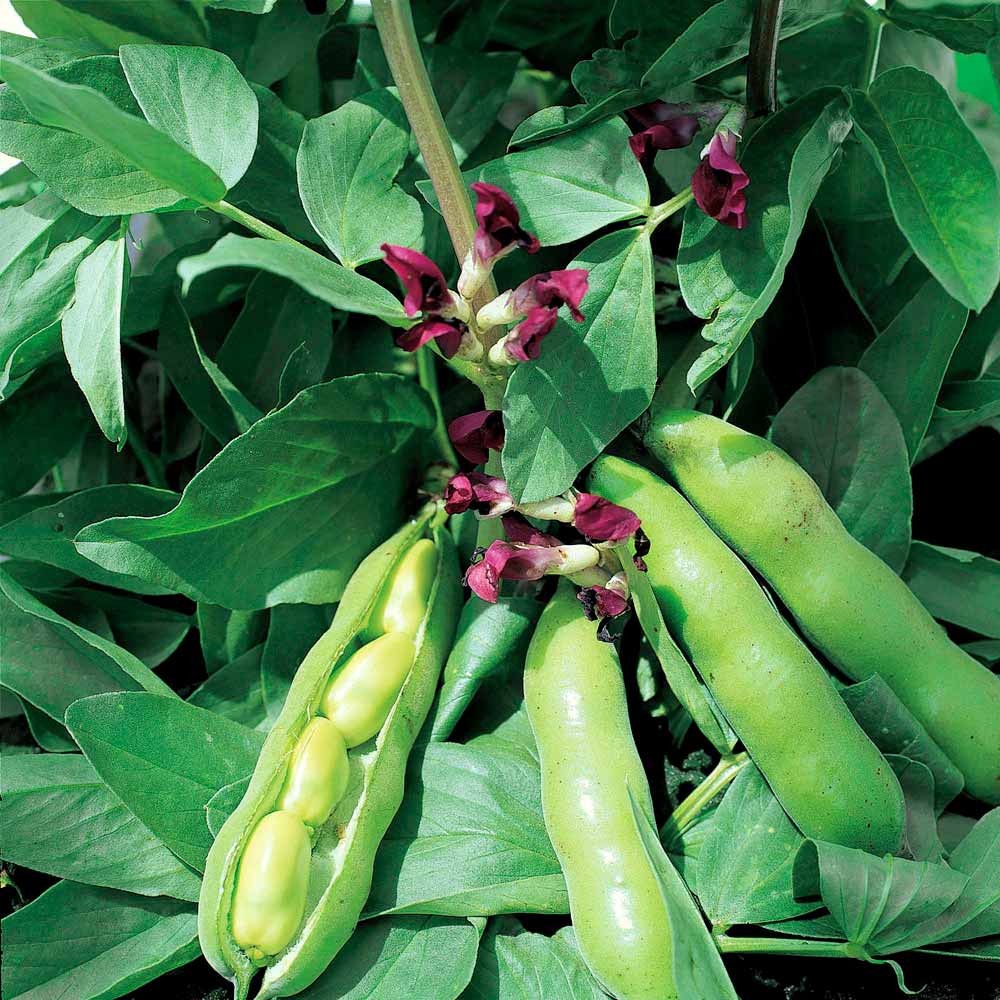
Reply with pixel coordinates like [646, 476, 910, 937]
[512, 270, 589, 322]
[501, 512, 560, 547]
[448, 410, 504, 465]
[471, 182, 540, 262]
[506, 307, 558, 362]
[691, 131, 749, 230]
[395, 317, 466, 358]
[626, 101, 700, 166]
[573, 493, 641, 542]
[443, 472, 514, 517]
[381, 244, 450, 316]
[465, 540, 565, 603]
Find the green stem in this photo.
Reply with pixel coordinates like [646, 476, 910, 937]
[208, 200, 308, 250]
[644, 187, 694, 235]
[661, 752, 749, 848]
[747, 0, 785, 117]
[417, 348, 457, 466]
[50, 464, 65, 491]
[371, 0, 497, 313]
[857, 1, 884, 89]
[715, 935, 852, 960]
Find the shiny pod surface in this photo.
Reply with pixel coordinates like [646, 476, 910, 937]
[590, 456, 904, 855]
[525, 583, 678, 1000]
[277, 718, 350, 828]
[364, 537, 437, 640]
[320, 632, 416, 747]
[647, 408, 1000, 805]
[230, 811, 311, 960]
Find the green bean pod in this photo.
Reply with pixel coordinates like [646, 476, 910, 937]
[525, 582, 678, 1000]
[199, 510, 461, 1000]
[646, 408, 1000, 805]
[589, 456, 905, 855]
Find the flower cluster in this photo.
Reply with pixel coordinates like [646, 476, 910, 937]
[383, 183, 589, 367]
[626, 100, 750, 230]
[447, 476, 645, 636]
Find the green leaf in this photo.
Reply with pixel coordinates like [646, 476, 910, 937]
[260, 602, 333, 720]
[0, 55, 226, 212]
[949, 284, 1000, 380]
[207, 0, 279, 11]
[432, 595, 542, 742]
[0, 368, 89, 498]
[12, 0, 209, 48]
[0, 191, 117, 390]
[902, 541, 1000, 638]
[61, 219, 130, 447]
[679, 91, 853, 390]
[66, 691, 266, 871]
[462, 918, 606, 999]
[198, 604, 269, 675]
[918, 376, 1000, 459]
[0, 881, 199, 1000]
[938, 809, 1000, 942]
[858, 279, 968, 460]
[366, 728, 568, 917]
[694, 765, 817, 926]
[423, 119, 649, 247]
[216, 272, 332, 412]
[0, 566, 174, 725]
[0, 753, 201, 900]
[188, 643, 267, 729]
[228, 85, 316, 244]
[628, 785, 740, 1000]
[298, 88, 423, 268]
[841, 675, 964, 812]
[177, 234, 409, 326]
[0, 484, 179, 593]
[502, 228, 655, 502]
[771, 367, 913, 572]
[850, 67, 1000, 310]
[75, 374, 433, 608]
[884, 0, 1000, 54]
[297, 915, 480, 1000]
[158, 293, 262, 445]
[119, 43, 258, 192]
[890, 756, 945, 863]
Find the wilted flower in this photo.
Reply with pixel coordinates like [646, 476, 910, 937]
[443, 472, 515, 517]
[577, 585, 630, 621]
[691, 130, 749, 230]
[573, 493, 642, 542]
[626, 101, 700, 166]
[448, 410, 505, 465]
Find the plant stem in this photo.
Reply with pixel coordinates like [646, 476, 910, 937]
[50, 464, 65, 491]
[417, 348, 457, 466]
[661, 752, 749, 848]
[746, 0, 784, 117]
[644, 187, 694, 236]
[208, 200, 307, 249]
[715, 935, 852, 959]
[857, 1, 884, 89]
[371, 0, 497, 312]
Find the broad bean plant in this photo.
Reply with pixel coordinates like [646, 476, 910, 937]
[1, 1, 999, 1000]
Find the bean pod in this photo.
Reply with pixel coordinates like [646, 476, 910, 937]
[199, 512, 461, 1000]
[646, 408, 1000, 805]
[524, 582, 678, 1000]
[589, 456, 905, 855]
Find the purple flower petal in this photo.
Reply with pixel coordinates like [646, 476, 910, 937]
[395, 317, 466, 358]
[626, 102, 700, 166]
[501, 512, 561, 547]
[506, 307, 558, 362]
[470, 182, 540, 262]
[577, 585, 630, 621]
[382, 244, 450, 316]
[512, 270, 589, 322]
[464, 540, 563, 602]
[691, 131, 749, 230]
[574, 493, 641, 542]
[443, 472, 513, 516]
[448, 410, 505, 465]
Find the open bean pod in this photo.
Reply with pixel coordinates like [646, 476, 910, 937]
[198, 508, 461, 1000]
